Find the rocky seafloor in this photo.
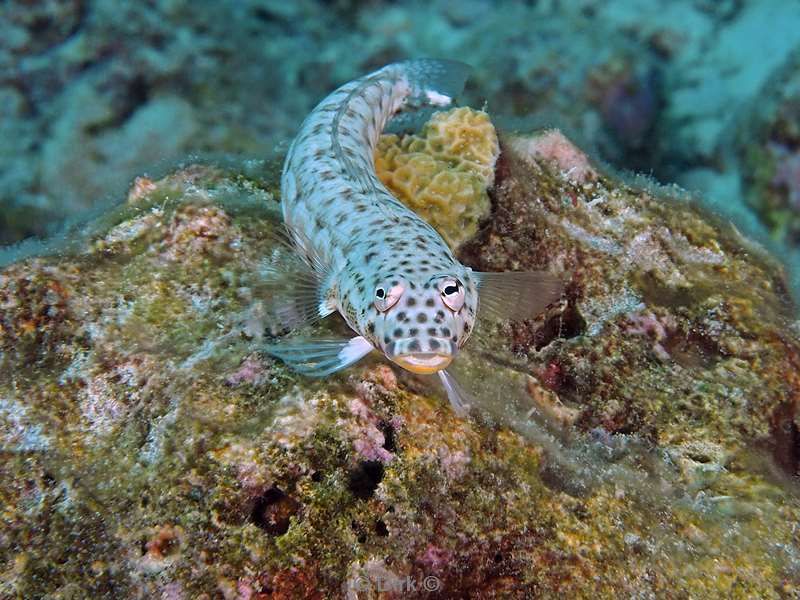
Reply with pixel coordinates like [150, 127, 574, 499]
[1, 110, 800, 598]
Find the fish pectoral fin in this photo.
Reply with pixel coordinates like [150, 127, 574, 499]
[438, 369, 472, 416]
[264, 336, 373, 377]
[255, 224, 336, 330]
[475, 270, 565, 322]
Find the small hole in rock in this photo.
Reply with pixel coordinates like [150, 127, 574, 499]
[686, 453, 711, 464]
[250, 487, 300, 536]
[533, 303, 586, 351]
[310, 471, 322, 482]
[348, 461, 384, 499]
[375, 519, 389, 537]
[378, 421, 396, 452]
[494, 553, 503, 563]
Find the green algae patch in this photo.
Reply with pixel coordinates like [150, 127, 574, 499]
[1, 139, 800, 598]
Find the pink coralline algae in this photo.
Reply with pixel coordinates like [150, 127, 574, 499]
[624, 309, 678, 361]
[417, 544, 453, 575]
[507, 129, 597, 184]
[345, 397, 395, 463]
[226, 354, 270, 387]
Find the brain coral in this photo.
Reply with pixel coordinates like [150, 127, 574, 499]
[374, 106, 499, 249]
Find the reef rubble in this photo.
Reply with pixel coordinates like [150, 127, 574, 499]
[1, 114, 800, 598]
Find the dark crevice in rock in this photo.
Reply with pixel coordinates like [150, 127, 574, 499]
[532, 303, 587, 351]
[347, 460, 384, 500]
[378, 420, 396, 452]
[504, 303, 586, 357]
[772, 405, 800, 475]
[374, 519, 388, 537]
[251, 6, 292, 26]
[249, 487, 300, 536]
[118, 75, 151, 125]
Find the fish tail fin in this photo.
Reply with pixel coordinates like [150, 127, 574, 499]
[402, 59, 472, 108]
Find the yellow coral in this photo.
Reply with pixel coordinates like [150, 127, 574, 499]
[374, 107, 499, 249]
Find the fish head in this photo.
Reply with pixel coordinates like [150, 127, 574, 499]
[367, 271, 478, 374]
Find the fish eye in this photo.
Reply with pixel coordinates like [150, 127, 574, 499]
[374, 281, 404, 312]
[438, 278, 465, 312]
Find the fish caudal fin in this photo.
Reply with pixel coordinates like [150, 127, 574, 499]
[264, 336, 374, 377]
[403, 59, 472, 109]
[476, 271, 565, 322]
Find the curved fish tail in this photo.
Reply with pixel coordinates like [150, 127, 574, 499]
[331, 58, 472, 203]
[401, 58, 472, 108]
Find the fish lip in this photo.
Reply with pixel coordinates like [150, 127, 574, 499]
[391, 353, 454, 374]
[384, 339, 457, 374]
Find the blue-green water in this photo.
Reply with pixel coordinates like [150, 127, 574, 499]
[3, 0, 800, 303]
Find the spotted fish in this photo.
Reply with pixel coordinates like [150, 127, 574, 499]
[265, 59, 563, 411]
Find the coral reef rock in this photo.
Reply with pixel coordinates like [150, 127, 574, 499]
[1, 124, 800, 598]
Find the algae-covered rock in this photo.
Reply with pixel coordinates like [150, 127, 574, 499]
[1, 122, 800, 598]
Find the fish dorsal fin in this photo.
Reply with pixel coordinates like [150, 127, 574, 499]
[264, 336, 373, 377]
[476, 271, 564, 322]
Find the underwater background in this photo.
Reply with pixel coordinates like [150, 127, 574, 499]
[3, 0, 800, 298]
[3, 1, 800, 598]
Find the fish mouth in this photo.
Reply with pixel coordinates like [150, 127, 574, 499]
[391, 353, 454, 374]
[384, 339, 457, 374]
